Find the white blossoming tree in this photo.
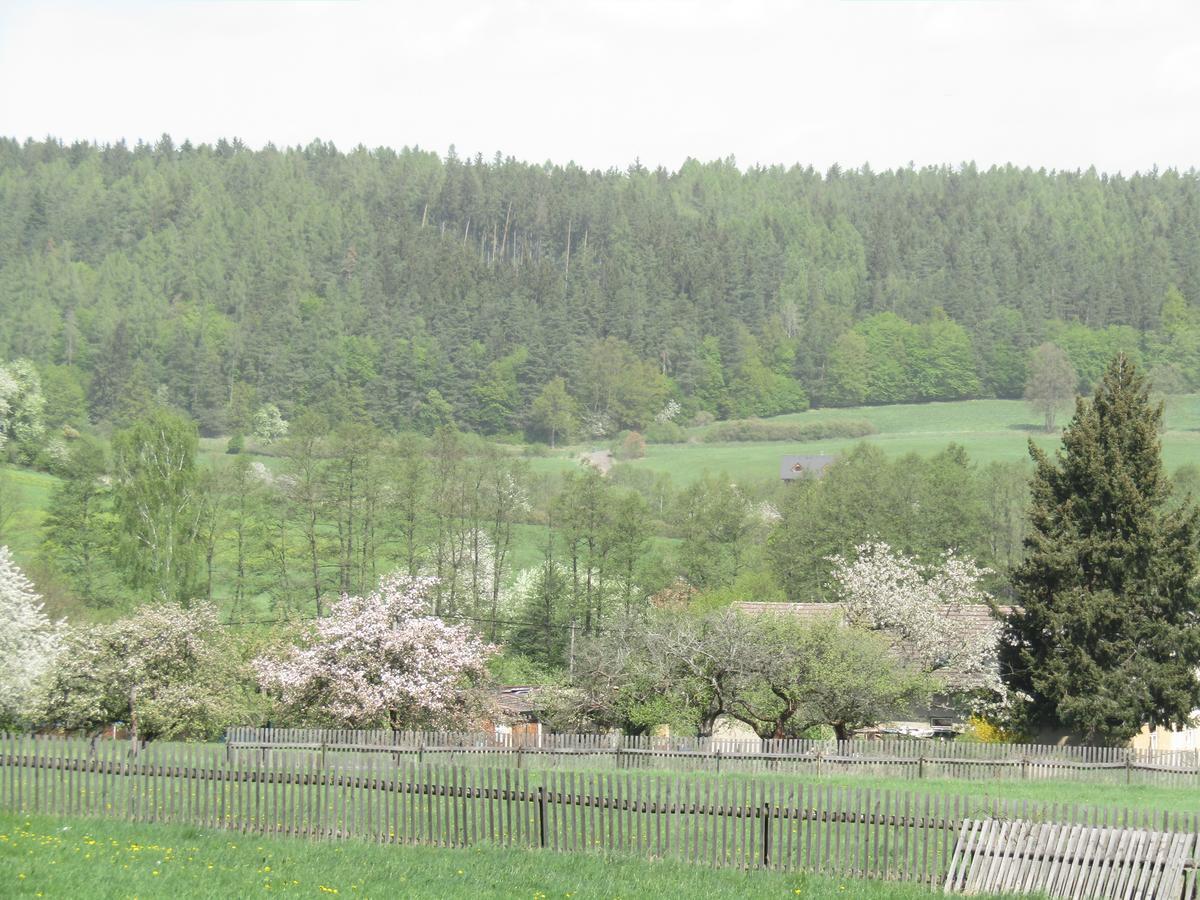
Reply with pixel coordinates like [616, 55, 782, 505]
[827, 542, 1003, 695]
[34, 602, 247, 740]
[252, 404, 289, 444]
[255, 574, 496, 729]
[0, 546, 61, 727]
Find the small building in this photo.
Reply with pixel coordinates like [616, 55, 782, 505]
[486, 685, 545, 745]
[780, 455, 836, 483]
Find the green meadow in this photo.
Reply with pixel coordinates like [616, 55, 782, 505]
[0, 811, 1005, 900]
[612, 396, 1200, 484]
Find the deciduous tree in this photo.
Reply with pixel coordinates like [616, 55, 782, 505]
[0, 546, 61, 727]
[1024, 342, 1078, 432]
[254, 573, 495, 729]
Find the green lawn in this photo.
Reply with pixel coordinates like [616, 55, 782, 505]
[0, 811, 1031, 899]
[2, 466, 58, 558]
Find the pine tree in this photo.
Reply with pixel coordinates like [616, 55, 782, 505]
[1002, 354, 1200, 744]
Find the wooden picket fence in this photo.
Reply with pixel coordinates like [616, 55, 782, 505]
[4, 734, 1200, 896]
[226, 727, 1200, 786]
[945, 819, 1196, 898]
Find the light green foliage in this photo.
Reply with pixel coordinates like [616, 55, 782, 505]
[1052, 323, 1143, 392]
[38, 437, 118, 605]
[838, 312, 981, 405]
[575, 337, 669, 434]
[731, 615, 936, 740]
[37, 364, 87, 432]
[568, 606, 933, 740]
[0, 359, 45, 459]
[675, 474, 764, 590]
[110, 409, 203, 603]
[768, 443, 988, 601]
[527, 376, 577, 448]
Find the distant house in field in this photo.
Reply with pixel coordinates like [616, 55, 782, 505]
[780, 455, 836, 483]
[733, 600, 1010, 737]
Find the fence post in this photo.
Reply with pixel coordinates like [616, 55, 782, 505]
[614, 747, 621, 770]
[418, 743, 424, 768]
[1126, 750, 1132, 785]
[815, 751, 822, 779]
[516, 746, 523, 770]
[715, 749, 721, 775]
[1021, 757, 1029, 780]
[537, 785, 548, 848]
[918, 756, 925, 779]
[761, 801, 771, 868]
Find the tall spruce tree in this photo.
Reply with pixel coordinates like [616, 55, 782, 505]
[1002, 354, 1200, 744]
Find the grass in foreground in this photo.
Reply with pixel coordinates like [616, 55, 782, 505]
[0, 811, 1025, 899]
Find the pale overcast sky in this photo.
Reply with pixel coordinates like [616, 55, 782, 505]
[1, 0, 1197, 174]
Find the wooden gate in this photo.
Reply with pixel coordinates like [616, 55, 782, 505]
[944, 818, 1197, 898]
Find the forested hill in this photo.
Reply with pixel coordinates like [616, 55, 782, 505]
[3, 136, 1199, 437]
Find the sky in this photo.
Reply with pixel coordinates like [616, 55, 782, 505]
[1, 0, 1198, 174]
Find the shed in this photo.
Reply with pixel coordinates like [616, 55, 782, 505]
[487, 685, 546, 744]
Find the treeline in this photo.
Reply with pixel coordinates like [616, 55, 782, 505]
[2, 137, 1200, 440]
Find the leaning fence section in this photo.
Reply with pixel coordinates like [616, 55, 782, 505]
[3, 734, 1199, 896]
[225, 728, 1200, 787]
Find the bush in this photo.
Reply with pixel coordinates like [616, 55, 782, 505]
[703, 418, 877, 443]
[691, 410, 716, 427]
[612, 430, 646, 460]
[226, 433, 244, 455]
[522, 442, 551, 457]
[645, 421, 687, 444]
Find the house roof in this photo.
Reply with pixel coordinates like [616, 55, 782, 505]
[733, 601, 1013, 690]
[780, 455, 836, 480]
[494, 685, 543, 718]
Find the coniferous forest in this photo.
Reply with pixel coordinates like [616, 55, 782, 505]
[3, 136, 1200, 437]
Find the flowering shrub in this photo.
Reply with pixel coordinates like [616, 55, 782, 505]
[34, 602, 245, 739]
[255, 574, 495, 729]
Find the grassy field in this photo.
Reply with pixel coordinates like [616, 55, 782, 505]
[291, 751, 1200, 816]
[0, 811, 1012, 899]
[614, 396, 1200, 484]
[37, 735, 1199, 817]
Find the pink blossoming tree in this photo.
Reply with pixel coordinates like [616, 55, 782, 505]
[255, 574, 495, 729]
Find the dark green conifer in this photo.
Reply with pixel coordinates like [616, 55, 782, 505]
[1003, 354, 1200, 744]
